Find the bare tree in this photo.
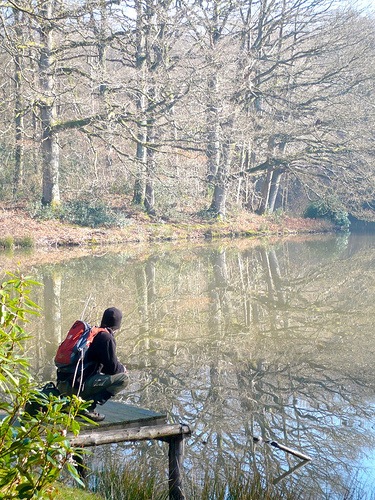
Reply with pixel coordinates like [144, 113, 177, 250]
[0, 0, 374, 220]
[235, 2, 375, 215]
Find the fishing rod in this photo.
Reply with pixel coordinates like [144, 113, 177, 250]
[80, 295, 92, 321]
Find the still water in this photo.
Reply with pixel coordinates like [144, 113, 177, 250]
[4, 232, 375, 498]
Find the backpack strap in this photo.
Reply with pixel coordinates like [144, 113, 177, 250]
[72, 326, 107, 396]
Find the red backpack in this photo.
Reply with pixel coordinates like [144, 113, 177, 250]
[54, 320, 106, 391]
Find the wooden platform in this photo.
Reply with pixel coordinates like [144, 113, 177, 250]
[0, 401, 166, 426]
[71, 401, 189, 447]
[70, 401, 190, 500]
[92, 400, 167, 430]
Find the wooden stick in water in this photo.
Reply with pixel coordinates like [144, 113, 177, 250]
[253, 436, 312, 462]
[269, 440, 312, 461]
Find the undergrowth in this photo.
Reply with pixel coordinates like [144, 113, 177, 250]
[29, 200, 130, 228]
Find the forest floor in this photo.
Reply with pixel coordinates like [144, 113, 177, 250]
[0, 204, 335, 269]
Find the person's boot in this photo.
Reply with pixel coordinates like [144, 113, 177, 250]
[80, 402, 105, 422]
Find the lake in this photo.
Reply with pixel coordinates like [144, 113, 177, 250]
[4, 231, 375, 498]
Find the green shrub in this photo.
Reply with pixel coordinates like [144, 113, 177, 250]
[61, 199, 117, 228]
[29, 199, 129, 228]
[28, 202, 63, 221]
[0, 273, 87, 499]
[304, 198, 350, 229]
[16, 236, 34, 249]
[0, 237, 34, 250]
[0, 235, 14, 249]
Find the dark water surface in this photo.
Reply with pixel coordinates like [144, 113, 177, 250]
[4, 232, 375, 498]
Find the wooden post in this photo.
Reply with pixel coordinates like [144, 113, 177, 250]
[168, 434, 185, 500]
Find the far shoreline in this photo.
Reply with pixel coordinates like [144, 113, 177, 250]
[0, 207, 340, 270]
[0, 206, 336, 249]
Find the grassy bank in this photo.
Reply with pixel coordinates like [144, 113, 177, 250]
[0, 205, 334, 249]
[55, 465, 373, 500]
[54, 484, 101, 499]
[55, 472, 298, 500]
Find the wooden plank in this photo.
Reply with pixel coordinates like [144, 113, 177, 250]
[70, 423, 191, 447]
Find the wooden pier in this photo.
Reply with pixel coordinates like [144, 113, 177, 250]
[70, 401, 191, 500]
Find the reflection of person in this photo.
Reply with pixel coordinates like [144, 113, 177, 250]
[57, 307, 128, 422]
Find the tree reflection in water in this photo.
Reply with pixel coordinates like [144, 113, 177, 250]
[24, 233, 375, 497]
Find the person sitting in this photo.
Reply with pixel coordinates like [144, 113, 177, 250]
[56, 307, 128, 422]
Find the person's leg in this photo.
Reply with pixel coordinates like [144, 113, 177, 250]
[80, 372, 129, 406]
[57, 373, 128, 421]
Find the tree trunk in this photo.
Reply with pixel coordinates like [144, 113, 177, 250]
[13, 10, 24, 198]
[205, 1, 221, 191]
[39, 0, 60, 206]
[210, 138, 234, 218]
[96, 3, 113, 171]
[256, 166, 273, 215]
[268, 169, 283, 213]
[41, 131, 60, 206]
[144, 122, 156, 216]
[206, 72, 220, 187]
[132, 0, 148, 205]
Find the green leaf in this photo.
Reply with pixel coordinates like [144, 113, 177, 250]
[70, 419, 80, 435]
[66, 462, 86, 487]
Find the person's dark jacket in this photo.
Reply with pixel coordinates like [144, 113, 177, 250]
[57, 328, 125, 385]
[85, 328, 125, 376]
